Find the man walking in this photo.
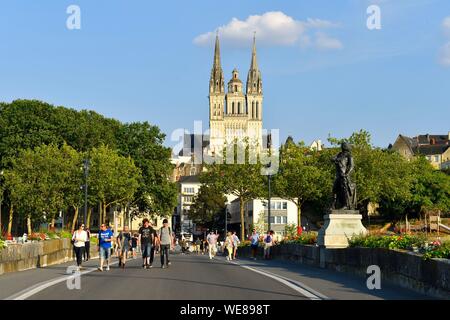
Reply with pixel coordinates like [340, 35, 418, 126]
[139, 218, 155, 269]
[158, 219, 174, 269]
[207, 231, 219, 260]
[98, 224, 113, 272]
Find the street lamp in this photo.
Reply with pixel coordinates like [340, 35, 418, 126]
[83, 159, 90, 227]
[265, 162, 272, 232]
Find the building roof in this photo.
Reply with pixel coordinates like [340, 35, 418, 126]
[178, 175, 200, 184]
[416, 145, 450, 156]
[395, 133, 450, 156]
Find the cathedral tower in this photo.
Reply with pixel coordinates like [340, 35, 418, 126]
[208, 34, 263, 153]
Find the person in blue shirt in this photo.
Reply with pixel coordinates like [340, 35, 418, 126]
[249, 229, 260, 260]
[98, 223, 113, 272]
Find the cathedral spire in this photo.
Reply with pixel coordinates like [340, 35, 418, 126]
[213, 31, 221, 70]
[247, 33, 262, 95]
[210, 31, 224, 94]
[250, 32, 259, 71]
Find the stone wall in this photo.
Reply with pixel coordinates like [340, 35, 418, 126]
[239, 244, 450, 299]
[0, 239, 99, 275]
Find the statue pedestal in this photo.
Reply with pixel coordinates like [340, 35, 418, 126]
[317, 210, 367, 249]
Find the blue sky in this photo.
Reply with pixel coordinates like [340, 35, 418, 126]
[0, 0, 449, 149]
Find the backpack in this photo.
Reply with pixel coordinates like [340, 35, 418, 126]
[265, 235, 272, 243]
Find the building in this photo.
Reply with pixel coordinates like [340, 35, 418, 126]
[391, 133, 450, 169]
[208, 34, 263, 154]
[227, 198, 300, 239]
[175, 175, 202, 236]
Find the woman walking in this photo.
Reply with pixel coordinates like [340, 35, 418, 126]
[72, 224, 88, 271]
[225, 232, 234, 261]
[117, 226, 132, 269]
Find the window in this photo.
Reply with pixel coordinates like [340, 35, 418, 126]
[276, 202, 282, 210]
[276, 216, 282, 224]
[434, 155, 440, 162]
[283, 202, 287, 210]
[234, 85, 238, 92]
[184, 196, 194, 203]
[183, 187, 194, 194]
[232, 102, 235, 114]
[282, 217, 287, 224]
[269, 217, 275, 224]
[190, 167, 197, 175]
[238, 102, 241, 114]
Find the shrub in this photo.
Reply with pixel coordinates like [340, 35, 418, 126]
[422, 242, 450, 260]
[28, 233, 46, 241]
[59, 230, 73, 239]
[0, 239, 6, 250]
[90, 236, 98, 245]
[349, 233, 429, 251]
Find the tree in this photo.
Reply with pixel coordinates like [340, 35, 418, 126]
[274, 140, 331, 232]
[89, 145, 141, 224]
[189, 185, 226, 229]
[201, 141, 265, 240]
[117, 122, 177, 217]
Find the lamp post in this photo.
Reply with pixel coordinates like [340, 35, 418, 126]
[83, 159, 90, 227]
[265, 163, 272, 232]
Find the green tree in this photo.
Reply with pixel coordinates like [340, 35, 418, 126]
[274, 140, 331, 231]
[201, 141, 265, 240]
[89, 145, 141, 224]
[117, 122, 177, 217]
[189, 185, 226, 229]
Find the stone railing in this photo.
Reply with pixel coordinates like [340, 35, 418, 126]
[239, 243, 450, 299]
[0, 238, 98, 275]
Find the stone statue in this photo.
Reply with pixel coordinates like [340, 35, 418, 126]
[332, 142, 357, 211]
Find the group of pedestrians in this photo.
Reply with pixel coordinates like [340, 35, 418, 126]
[71, 218, 175, 272]
[249, 229, 275, 260]
[224, 231, 241, 261]
[138, 218, 175, 269]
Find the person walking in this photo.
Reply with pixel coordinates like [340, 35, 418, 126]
[158, 219, 174, 269]
[263, 230, 273, 260]
[131, 233, 138, 259]
[139, 218, 155, 269]
[207, 231, 219, 260]
[72, 224, 88, 271]
[232, 231, 240, 260]
[195, 238, 201, 255]
[225, 232, 234, 261]
[98, 223, 113, 271]
[249, 229, 260, 260]
[199, 238, 204, 255]
[83, 227, 91, 262]
[117, 226, 132, 269]
[149, 221, 158, 267]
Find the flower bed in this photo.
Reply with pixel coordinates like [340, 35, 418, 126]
[349, 234, 450, 260]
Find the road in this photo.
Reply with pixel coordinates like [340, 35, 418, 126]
[0, 252, 431, 300]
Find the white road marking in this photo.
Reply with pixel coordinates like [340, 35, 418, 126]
[5, 261, 119, 300]
[226, 258, 329, 300]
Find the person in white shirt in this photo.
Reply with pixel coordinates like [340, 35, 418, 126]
[206, 231, 219, 260]
[72, 224, 88, 270]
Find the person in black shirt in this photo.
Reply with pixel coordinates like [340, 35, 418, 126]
[139, 218, 155, 269]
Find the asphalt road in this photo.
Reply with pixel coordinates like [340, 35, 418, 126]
[1, 252, 432, 300]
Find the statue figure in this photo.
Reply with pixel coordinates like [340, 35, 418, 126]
[332, 142, 357, 211]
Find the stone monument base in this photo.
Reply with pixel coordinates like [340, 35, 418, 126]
[317, 210, 368, 249]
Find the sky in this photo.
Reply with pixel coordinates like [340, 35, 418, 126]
[0, 0, 449, 150]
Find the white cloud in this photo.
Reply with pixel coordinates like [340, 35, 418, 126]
[314, 32, 343, 50]
[443, 16, 450, 36]
[193, 11, 342, 51]
[439, 42, 450, 67]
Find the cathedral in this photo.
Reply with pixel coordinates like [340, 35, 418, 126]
[208, 34, 264, 154]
